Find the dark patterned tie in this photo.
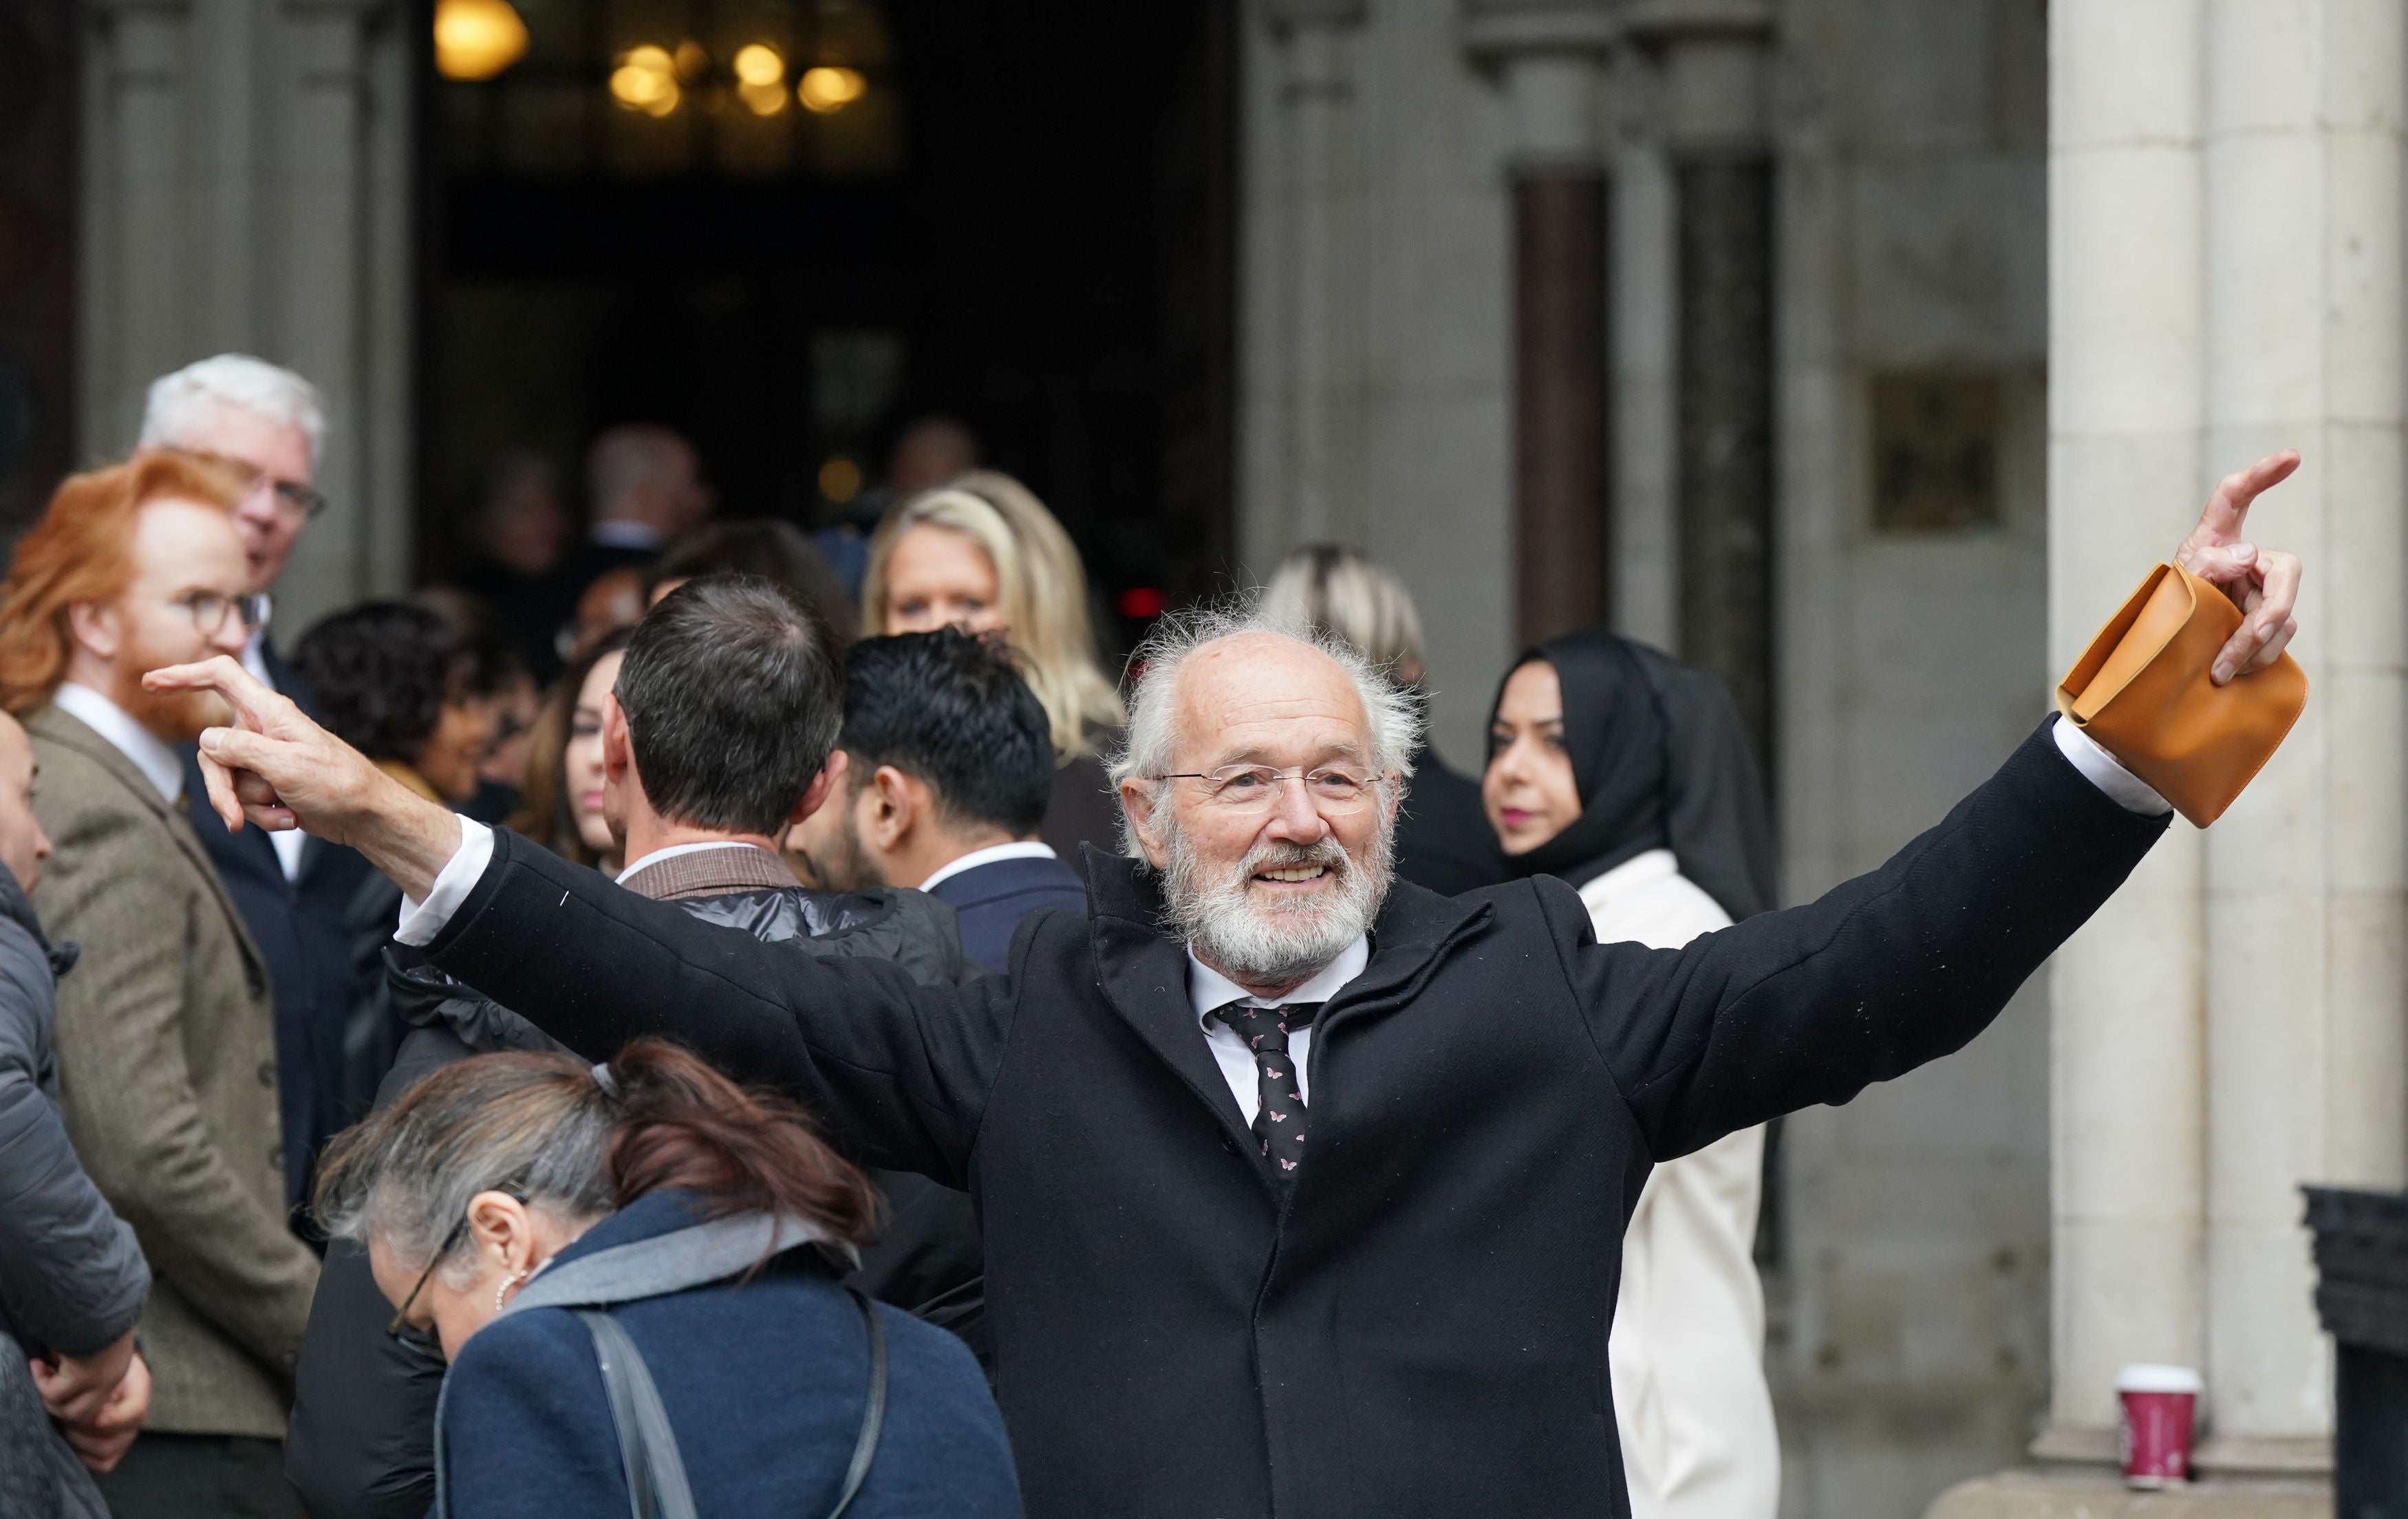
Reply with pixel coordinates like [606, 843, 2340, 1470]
[1205, 1001, 1323, 1183]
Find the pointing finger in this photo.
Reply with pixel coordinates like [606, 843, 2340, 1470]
[2195, 450, 2301, 543]
[144, 656, 283, 734]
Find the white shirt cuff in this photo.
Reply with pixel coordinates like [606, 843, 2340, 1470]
[394, 818, 496, 947]
[2052, 717, 2173, 817]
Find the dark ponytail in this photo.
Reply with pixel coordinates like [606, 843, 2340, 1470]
[600, 1039, 881, 1249]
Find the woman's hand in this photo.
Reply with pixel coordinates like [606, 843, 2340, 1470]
[34, 1340, 150, 1474]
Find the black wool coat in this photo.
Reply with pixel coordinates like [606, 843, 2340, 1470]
[422, 721, 2167, 1519]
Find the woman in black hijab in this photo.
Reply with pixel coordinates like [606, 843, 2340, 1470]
[1481, 626, 1780, 1519]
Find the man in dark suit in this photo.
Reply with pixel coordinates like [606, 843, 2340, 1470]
[138, 356, 372, 1216]
[158, 457, 2303, 1519]
[788, 628, 1086, 974]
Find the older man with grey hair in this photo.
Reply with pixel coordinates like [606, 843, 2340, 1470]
[146, 456, 2301, 1519]
[138, 354, 369, 1230]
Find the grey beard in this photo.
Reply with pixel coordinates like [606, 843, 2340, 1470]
[1161, 815, 1394, 987]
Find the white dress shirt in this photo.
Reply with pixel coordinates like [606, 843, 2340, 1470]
[918, 840, 1058, 894]
[1187, 935, 1369, 1121]
[52, 682, 186, 804]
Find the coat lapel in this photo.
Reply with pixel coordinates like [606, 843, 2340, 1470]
[1082, 850, 1265, 1165]
[30, 706, 272, 991]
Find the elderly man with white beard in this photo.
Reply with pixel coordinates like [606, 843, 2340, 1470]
[146, 457, 2303, 1519]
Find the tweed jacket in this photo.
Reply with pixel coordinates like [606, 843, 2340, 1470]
[27, 703, 320, 1440]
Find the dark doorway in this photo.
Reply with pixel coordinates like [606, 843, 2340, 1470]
[420, 0, 1236, 653]
[0, 0, 77, 537]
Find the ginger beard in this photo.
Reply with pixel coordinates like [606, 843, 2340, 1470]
[1160, 804, 1394, 989]
[114, 628, 233, 742]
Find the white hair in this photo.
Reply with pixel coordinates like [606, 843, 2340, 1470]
[139, 354, 326, 460]
[1109, 601, 1422, 858]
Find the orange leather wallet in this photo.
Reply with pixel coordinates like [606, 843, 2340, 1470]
[2054, 562, 2308, 827]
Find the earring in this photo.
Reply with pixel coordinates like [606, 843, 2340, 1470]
[495, 1266, 530, 1313]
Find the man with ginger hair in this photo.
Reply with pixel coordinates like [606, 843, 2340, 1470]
[0, 452, 318, 1518]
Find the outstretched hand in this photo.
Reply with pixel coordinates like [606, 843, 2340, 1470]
[2176, 451, 2303, 685]
[142, 656, 464, 899]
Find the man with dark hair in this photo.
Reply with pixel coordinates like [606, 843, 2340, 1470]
[794, 629, 1085, 974]
[282, 573, 972, 1519]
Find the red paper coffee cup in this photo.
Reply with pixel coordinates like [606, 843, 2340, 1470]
[2116, 1364, 2203, 1487]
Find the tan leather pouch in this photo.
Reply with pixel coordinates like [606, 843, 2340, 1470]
[2054, 562, 2308, 827]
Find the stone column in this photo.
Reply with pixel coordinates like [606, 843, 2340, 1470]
[1260, 0, 1367, 551]
[78, 0, 412, 619]
[2034, 0, 2211, 1461]
[2195, 0, 2406, 1474]
[272, 0, 388, 632]
[82, 0, 197, 446]
[1463, 0, 1617, 647]
[1632, 1, 1775, 770]
[1606, 52, 1677, 652]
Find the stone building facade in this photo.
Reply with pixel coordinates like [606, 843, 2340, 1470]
[43, 0, 2407, 1514]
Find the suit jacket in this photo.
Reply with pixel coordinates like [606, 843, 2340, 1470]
[180, 646, 373, 1212]
[927, 852, 1087, 976]
[29, 704, 320, 1441]
[420, 720, 2166, 1518]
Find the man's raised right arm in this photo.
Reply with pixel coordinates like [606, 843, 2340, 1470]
[140, 657, 1009, 1183]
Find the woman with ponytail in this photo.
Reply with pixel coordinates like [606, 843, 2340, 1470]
[313, 1040, 1020, 1518]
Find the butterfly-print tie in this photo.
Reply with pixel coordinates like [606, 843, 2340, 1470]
[1206, 1001, 1323, 1185]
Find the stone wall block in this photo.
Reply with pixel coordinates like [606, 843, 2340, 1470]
[2046, 152, 2201, 437]
[2050, 0, 2202, 152]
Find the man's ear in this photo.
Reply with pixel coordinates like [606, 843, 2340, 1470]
[867, 764, 916, 852]
[600, 694, 632, 783]
[1120, 779, 1168, 869]
[63, 601, 119, 665]
[789, 749, 849, 827]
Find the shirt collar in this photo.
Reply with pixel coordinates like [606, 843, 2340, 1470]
[616, 839, 765, 884]
[918, 840, 1057, 894]
[52, 682, 185, 804]
[1188, 934, 1370, 1027]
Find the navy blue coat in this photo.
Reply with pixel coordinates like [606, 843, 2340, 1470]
[440, 1192, 1020, 1519]
[926, 854, 1086, 976]
[180, 647, 372, 1209]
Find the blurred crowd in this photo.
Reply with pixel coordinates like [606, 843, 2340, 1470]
[0, 353, 1781, 1519]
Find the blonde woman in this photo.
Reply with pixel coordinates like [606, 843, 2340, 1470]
[860, 472, 1126, 859]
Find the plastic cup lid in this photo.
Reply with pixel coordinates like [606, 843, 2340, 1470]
[2116, 1363, 2204, 1394]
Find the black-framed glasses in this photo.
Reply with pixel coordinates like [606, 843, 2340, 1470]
[239, 472, 330, 524]
[170, 591, 269, 640]
[385, 1184, 525, 1340]
[1153, 764, 1386, 815]
[386, 1213, 471, 1339]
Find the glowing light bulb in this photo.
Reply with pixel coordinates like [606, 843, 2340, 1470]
[432, 0, 528, 82]
[610, 47, 681, 116]
[818, 456, 863, 504]
[797, 66, 867, 114]
[733, 44, 785, 86]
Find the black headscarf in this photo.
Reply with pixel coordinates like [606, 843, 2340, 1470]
[1487, 627, 1778, 922]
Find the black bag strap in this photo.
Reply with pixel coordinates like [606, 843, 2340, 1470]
[575, 1289, 888, 1519]
[577, 1310, 697, 1519]
[830, 1286, 890, 1519]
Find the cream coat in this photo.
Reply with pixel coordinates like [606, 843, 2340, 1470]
[1584, 848, 1778, 1519]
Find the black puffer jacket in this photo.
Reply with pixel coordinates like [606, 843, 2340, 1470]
[284, 878, 980, 1519]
